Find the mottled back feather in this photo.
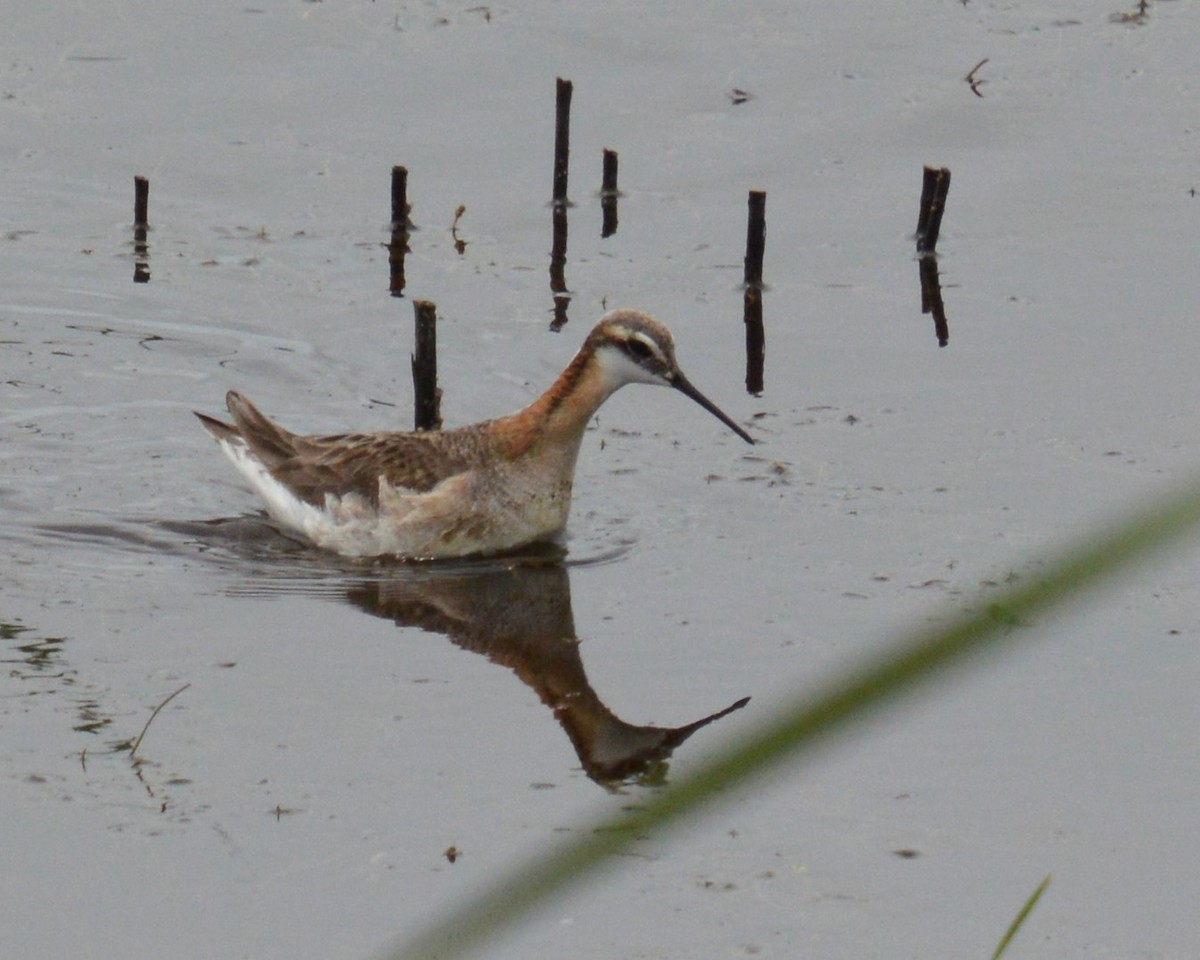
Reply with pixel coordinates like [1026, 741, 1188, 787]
[275, 426, 486, 505]
[207, 390, 485, 507]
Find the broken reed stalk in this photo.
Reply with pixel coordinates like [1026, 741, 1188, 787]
[916, 165, 951, 255]
[411, 300, 442, 431]
[552, 77, 573, 206]
[391, 165, 411, 229]
[744, 190, 766, 288]
[743, 190, 767, 392]
[600, 149, 619, 196]
[133, 175, 150, 227]
[130, 683, 190, 759]
[387, 165, 411, 296]
[600, 149, 619, 238]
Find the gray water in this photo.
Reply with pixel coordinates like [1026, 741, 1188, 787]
[4, 2, 1200, 957]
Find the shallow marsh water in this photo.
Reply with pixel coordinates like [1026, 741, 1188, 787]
[4, 2, 1200, 958]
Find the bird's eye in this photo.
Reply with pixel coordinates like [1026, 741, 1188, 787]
[626, 338, 654, 360]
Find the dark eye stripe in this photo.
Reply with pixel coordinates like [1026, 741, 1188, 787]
[625, 338, 654, 360]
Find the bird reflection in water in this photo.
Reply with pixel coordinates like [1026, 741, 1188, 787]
[343, 552, 749, 788]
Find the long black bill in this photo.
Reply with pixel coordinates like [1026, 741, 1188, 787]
[671, 372, 755, 444]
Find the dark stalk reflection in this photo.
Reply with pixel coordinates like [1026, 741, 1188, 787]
[549, 203, 570, 330]
[743, 286, 765, 395]
[918, 254, 950, 347]
[133, 226, 150, 284]
[132, 174, 150, 284]
[600, 148, 620, 238]
[386, 224, 408, 298]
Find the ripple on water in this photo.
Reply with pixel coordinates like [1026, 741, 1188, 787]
[16, 510, 634, 601]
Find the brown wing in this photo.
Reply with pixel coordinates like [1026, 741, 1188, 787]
[204, 390, 486, 507]
[275, 429, 480, 506]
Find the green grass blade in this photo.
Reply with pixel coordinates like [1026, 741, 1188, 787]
[379, 480, 1200, 960]
[992, 874, 1052, 960]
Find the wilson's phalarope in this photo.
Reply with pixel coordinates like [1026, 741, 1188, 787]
[196, 308, 754, 559]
